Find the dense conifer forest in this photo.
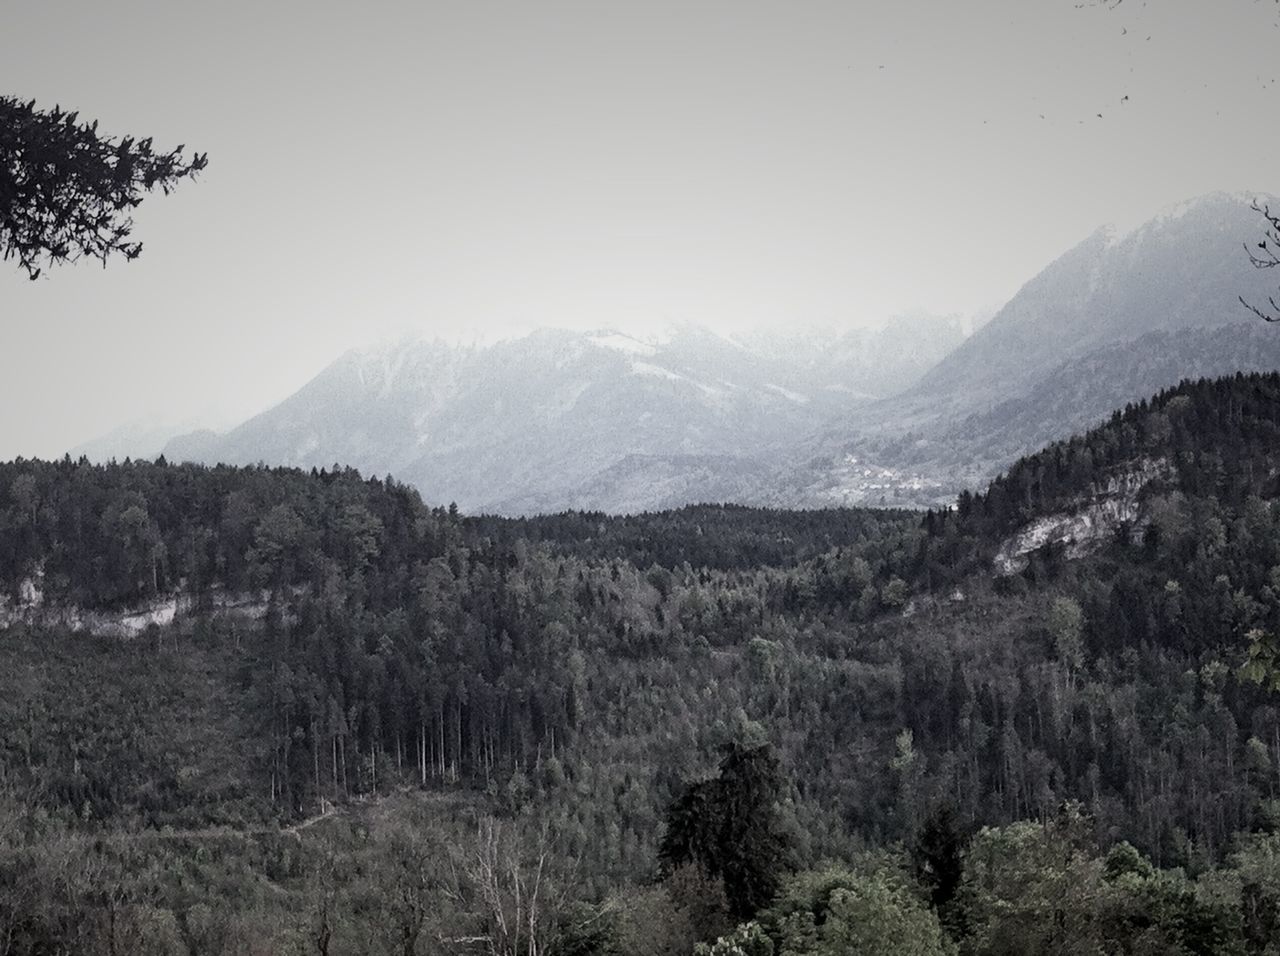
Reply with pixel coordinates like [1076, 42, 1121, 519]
[4, 373, 1280, 953]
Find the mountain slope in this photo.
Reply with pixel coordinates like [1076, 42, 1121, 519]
[163, 320, 969, 513]
[906, 192, 1279, 416]
[763, 194, 1280, 508]
[783, 322, 1280, 505]
[909, 369, 1280, 593]
[162, 193, 1280, 514]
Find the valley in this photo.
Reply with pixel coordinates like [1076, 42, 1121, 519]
[6, 372, 1280, 952]
[10, 2, 1280, 950]
[119, 193, 1280, 518]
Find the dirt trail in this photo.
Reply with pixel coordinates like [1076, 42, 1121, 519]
[103, 787, 471, 844]
[283, 802, 336, 836]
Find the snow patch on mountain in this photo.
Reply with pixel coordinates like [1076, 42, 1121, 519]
[162, 319, 977, 514]
[765, 384, 810, 404]
[587, 332, 657, 357]
[631, 361, 683, 382]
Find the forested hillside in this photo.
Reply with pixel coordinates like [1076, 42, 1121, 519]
[773, 194, 1280, 512]
[837, 321, 1280, 497]
[4, 374, 1280, 953]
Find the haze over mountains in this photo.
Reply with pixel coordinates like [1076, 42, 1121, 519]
[781, 191, 1280, 505]
[161, 319, 968, 513]
[143, 192, 1280, 514]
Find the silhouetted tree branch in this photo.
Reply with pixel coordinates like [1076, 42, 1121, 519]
[0, 96, 207, 280]
[1240, 200, 1280, 322]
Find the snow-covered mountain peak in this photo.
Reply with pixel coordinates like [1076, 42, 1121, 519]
[163, 319, 968, 513]
[1104, 190, 1277, 249]
[585, 331, 658, 357]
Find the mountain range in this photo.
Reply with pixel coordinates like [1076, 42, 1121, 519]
[159, 319, 969, 513]
[772, 192, 1280, 506]
[145, 191, 1280, 514]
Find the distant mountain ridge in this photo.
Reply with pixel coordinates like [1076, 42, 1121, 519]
[768, 193, 1280, 507]
[907, 192, 1280, 416]
[160, 192, 1280, 514]
[163, 319, 967, 513]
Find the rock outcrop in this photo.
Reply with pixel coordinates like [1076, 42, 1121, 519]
[993, 459, 1170, 575]
[0, 583, 268, 638]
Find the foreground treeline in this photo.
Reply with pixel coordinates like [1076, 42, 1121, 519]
[691, 806, 1280, 956]
[2, 748, 1279, 955]
[4, 374, 1280, 950]
[667, 744, 1280, 955]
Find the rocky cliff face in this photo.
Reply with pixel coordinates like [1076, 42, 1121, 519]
[992, 459, 1171, 575]
[0, 577, 268, 638]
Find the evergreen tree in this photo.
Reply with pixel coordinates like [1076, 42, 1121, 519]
[660, 741, 795, 920]
[1, 95, 206, 280]
[911, 803, 968, 914]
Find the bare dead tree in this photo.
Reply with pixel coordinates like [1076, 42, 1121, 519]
[354, 818, 465, 956]
[306, 850, 341, 956]
[461, 818, 576, 956]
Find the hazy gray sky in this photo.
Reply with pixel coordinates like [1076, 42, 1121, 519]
[3, 0, 1279, 458]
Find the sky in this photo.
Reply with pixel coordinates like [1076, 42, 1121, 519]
[3, 0, 1280, 458]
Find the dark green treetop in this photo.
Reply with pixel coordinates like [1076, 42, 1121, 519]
[660, 739, 796, 920]
[0, 95, 206, 280]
